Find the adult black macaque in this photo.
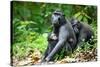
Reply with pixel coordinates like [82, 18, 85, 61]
[70, 19, 94, 47]
[41, 10, 77, 62]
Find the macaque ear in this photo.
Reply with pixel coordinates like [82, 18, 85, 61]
[77, 20, 80, 23]
[62, 14, 65, 17]
[77, 21, 81, 28]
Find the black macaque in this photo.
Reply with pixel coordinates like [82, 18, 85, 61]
[70, 19, 94, 47]
[41, 32, 58, 62]
[41, 10, 77, 62]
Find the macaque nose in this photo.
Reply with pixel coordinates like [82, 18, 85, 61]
[58, 17, 60, 21]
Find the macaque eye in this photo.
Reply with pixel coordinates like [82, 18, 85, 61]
[72, 24, 77, 26]
[54, 13, 61, 16]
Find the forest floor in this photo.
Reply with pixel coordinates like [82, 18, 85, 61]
[12, 47, 97, 66]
